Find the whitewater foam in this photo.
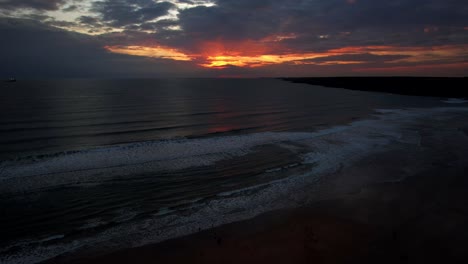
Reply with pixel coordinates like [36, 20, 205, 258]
[0, 132, 315, 194]
[442, 98, 468, 104]
[2, 107, 468, 264]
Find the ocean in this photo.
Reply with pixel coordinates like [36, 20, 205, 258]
[0, 79, 448, 263]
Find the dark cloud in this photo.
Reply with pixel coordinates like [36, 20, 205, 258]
[178, 1, 283, 41]
[22, 13, 53, 22]
[46, 20, 78, 28]
[62, 5, 78, 12]
[310, 0, 468, 30]
[306, 53, 411, 64]
[0, 18, 197, 79]
[0, 0, 65, 10]
[169, 0, 468, 52]
[1, 0, 467, 77]
[91, 0, 174, 27]
[137, 19, 179, 31]
[77, 16, 102, 27]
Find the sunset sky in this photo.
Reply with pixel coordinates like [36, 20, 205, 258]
[1, 0, 467, 78]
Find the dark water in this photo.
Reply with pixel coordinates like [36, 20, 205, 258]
[0, 78, 440, 159]
[0, 79, 443, 263]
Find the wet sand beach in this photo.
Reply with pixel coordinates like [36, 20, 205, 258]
[48, 107, 468, 264]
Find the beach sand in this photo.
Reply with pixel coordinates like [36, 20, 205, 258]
[49, 109, 468, 264]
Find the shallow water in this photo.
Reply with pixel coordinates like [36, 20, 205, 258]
[0, 79, 449, 263]
[0, 78, 441, 159]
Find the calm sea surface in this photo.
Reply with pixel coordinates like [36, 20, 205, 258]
[0, 79, 443, 263]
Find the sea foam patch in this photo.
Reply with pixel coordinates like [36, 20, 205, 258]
[442, 98, 468, 104]
[0, 132, 315, 194]
[2, 107, 468, 264]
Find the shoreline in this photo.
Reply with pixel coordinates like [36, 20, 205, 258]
[281, 77, 468, 98]
[45, 106, 468, 264]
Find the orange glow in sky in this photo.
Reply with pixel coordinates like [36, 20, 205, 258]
[199, 54, 330, 68]
[105, 45, 193, 61]
[105, 43, 468, 70]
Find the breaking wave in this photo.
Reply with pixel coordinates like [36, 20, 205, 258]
[1, 107, 468, 264]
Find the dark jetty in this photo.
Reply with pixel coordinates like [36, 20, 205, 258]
[282, 77, 468, 98]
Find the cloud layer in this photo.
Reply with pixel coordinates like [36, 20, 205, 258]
[0, 0, 467, 77]
[0, 0, 65, 10]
